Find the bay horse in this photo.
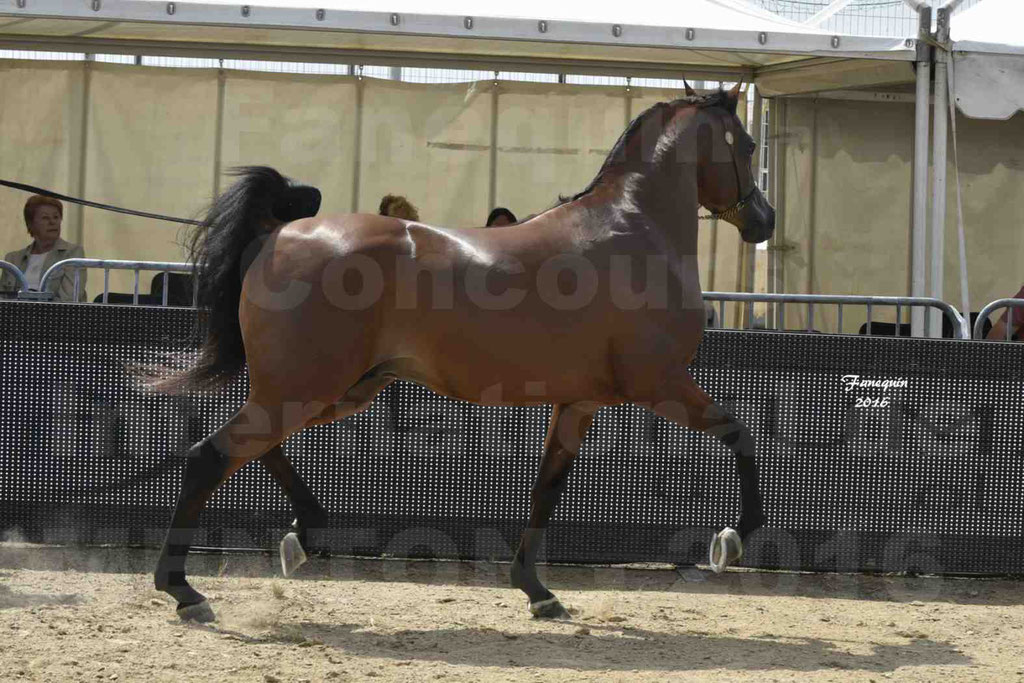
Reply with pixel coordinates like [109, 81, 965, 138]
[150, 82, 775, 623]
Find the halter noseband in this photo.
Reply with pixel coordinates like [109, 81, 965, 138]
[699, 185, 757, 222]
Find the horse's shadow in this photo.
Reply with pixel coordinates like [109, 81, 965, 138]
[200, 618, 971, 673]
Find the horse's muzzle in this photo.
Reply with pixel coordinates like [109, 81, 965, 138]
[736, 188, 775, 244]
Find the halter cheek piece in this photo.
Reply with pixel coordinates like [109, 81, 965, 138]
[698, 128, 757, 222]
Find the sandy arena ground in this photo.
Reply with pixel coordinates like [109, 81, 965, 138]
[0, 544, 1022, 682]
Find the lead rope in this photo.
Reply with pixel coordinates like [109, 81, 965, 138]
[0, 178, 200, 225]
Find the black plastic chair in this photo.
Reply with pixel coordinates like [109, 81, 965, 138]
[93, 292, 165, 305]
[858, 321, 912, 337]
[150, 272, 195, 306]
[858, 313, 993, 339]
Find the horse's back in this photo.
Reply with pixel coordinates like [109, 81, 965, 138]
[243, 211, 700, 406]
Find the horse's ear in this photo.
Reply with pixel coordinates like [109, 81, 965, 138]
[684, 79, 697, 97]
[726, 81, 743, 113]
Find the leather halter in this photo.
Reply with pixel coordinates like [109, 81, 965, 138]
[700, 185, 757, 222]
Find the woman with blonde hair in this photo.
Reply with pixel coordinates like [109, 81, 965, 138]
[2, 195, 87, 301]
[378, 194, 420, 221]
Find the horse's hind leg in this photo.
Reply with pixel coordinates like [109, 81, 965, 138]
[511, 402, 597, 619]
[260, 447, 326, 532]
[649, 372, 764, 573]
[266, 373, 395, 575]
[154, 399, 310, 622]
[154, 437, 250, 622]
[260, 445, 329, 573]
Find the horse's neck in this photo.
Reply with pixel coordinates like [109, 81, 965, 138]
[579, 165, 700, 259]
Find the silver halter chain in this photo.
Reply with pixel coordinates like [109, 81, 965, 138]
[699, 185, 757, 221]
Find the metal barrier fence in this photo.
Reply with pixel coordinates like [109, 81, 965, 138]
[973, 299, 1024, 341]
[4, 258, 1015, 343]
[704, 291, 972, 340]
[36, 258, 197, 306]
[0, 259, 28, 294]
[2, 301, 1023, 573]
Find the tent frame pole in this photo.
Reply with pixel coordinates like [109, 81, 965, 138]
[911, 5, 932, 338]
[929, 7, 951, 338]
[743, 85, 764, 328]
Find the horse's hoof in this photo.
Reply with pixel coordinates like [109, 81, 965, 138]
[280, 532, 308, 577]
[709, 527, 743, 574]
[529, 597, 571, 620]
[176, 600, 216, 623]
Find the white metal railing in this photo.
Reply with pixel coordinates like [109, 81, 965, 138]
[973, 298, 1024, 341]
[1, 259, 990, 341]
[37, 258, 196, 306]
[0, 259, 29, 295]
[703, 291, 971, 340]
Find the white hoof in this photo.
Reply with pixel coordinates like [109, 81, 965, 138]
[709, 527, 743, 574]
[280, 532, 307, 577]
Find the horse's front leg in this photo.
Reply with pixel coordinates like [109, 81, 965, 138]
[649, 371, 764, 573]
[511, 402, 596, 619]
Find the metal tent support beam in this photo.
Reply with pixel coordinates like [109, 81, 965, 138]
[804, 0, 856, 27]
[743, 86, 763, 328]
[929, 7, 952, 338]
[911, 5, 932, 338]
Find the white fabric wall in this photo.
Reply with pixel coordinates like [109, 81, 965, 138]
[85, 63, 219, 293]
[221, 70, 359, 215]
[0, 61, 85, 249]
[775, 97, 914, 333]
[1, 59, 748, 300]
[6, 60, 1018, 329]
[359, 78, 492, 227]
[938, 111, 1024, 316]
[495, 83, 627, 218]
[774, 96, 1024, 333]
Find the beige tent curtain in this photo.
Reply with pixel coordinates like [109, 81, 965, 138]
[85, 62, 219, 294]
[221, 70, 359, 216]
[774, 96, 1024, 334]
[1, 60, 745, 301]
[775, 97, 914, 333]
[938, 112, 1024, 321]
[494, 82, 626, 220]
[0, 60, 85, 254]
[358, 78, 492, 227]
[8, 59, 1020, 330]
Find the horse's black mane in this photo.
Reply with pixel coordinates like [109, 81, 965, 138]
[559, 89, 734, 205]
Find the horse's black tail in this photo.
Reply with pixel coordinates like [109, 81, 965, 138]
[144, 166, 321, 395]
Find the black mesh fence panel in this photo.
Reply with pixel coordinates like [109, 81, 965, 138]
[2, 301, 1023, 573]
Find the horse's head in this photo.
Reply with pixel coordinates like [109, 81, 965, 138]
[692, 83, 775, 244]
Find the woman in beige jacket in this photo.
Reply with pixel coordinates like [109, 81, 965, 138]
[2, 195, 87, 302]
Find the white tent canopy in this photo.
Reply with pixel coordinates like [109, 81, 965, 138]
[0, 0, 914, 90]
[951, 0, 1024, 120]
[181, 0, 813, 29]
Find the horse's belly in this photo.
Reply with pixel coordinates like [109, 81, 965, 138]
[377, 310, 622, 407]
